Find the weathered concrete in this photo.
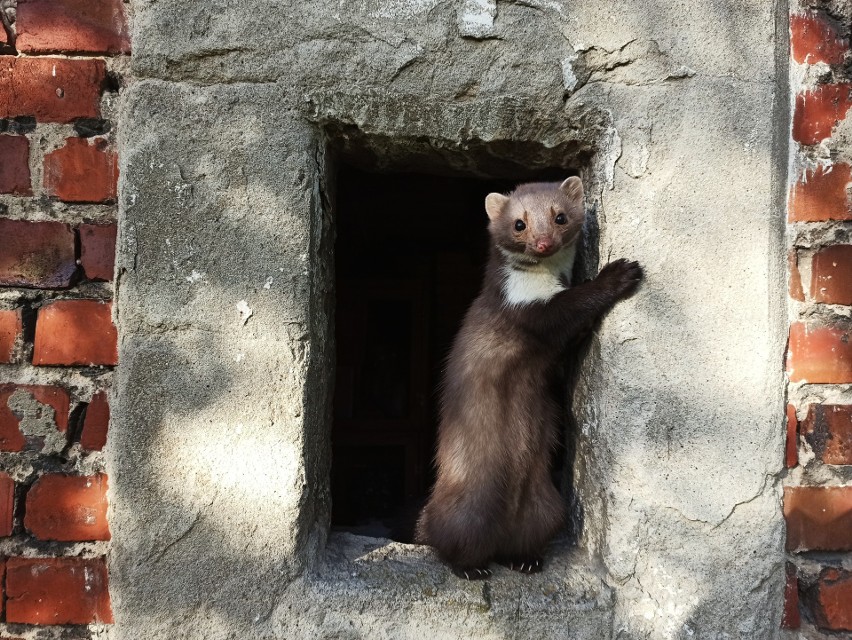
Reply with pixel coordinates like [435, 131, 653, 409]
[111, 80, 333, 637]
[113, 0, 788, 638]
[272, 534, 614, 639]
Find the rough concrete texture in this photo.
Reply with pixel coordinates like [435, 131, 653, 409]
[112, 80, 333, 638]
[115, 1, 788, 638]
[274, 533, 613, 639]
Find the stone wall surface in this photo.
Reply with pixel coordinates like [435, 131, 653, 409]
[114, 1, 788, 639]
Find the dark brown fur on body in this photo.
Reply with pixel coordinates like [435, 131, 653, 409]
[416, 177, 642, 579]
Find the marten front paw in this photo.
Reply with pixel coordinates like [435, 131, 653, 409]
[597, 258, 643, 299]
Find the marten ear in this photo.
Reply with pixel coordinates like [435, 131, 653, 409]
[559, 177, 584, 203]
[485, 193, 510, 221]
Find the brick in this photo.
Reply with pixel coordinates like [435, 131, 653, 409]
[0, 135, 32, 195]
[43, 138, 117, 203]
[80, 391, 109, 451]
[786, 322, 852, 384]
[784, 486, 852, 551]
[25, 473, 110, 541]
[786, 404, 798, 468]
[0, 56, 104, 123]
[0, 309, 22, 364]
[16, 0, 130, 54]
[0, 218, 76, 288]
[802, 404, 852, 465]
[0, 383, 69, 452]
[790, 12, 848, 66]
[0, 471, 15, 537]
[793, 84, 852, 145]
[782, 563, 800, 629]
[33, 300, 118, 366]
[79, 223, 117, 281]
[789, 163, 852, 222]
[811, 245, 852, 305]
[6, 556, 113, 624]
[812, 568, 852, 631]
[0, 562, 5, 621]
[788, 249, 804, 301]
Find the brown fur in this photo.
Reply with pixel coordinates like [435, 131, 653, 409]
[416, 177, 643, 578]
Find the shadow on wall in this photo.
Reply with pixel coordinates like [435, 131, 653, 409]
[112, 0, 786, 636]
[112, 86, 600, 635]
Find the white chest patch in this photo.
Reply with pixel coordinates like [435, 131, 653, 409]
[500, 246, 576, 307]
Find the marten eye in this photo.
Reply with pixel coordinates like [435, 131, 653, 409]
[555, 213, 567, 225]
[514, 220, 526, 232]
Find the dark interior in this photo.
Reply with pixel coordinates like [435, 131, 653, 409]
[330, 164, 575, 542]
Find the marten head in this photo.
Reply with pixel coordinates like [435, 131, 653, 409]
[484, 177, 585, 262]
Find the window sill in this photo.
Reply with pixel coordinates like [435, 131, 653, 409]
[285, 532, 614, 638]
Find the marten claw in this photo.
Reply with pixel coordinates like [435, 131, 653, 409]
[502, 557, 543, 574]
[453, 566, 492, 580]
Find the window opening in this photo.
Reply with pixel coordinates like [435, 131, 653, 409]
[331, 163, 576, 542]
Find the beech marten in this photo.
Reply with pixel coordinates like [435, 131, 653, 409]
[416, 177, 643, 579]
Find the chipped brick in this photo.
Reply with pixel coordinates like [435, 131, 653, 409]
[0, 135, 32, 195]
[0, 471, 15, 537]
[802, 404, 852, 465]
[6, 557, 113, 624]
[812, 568, 852, 631]
[79, 223, 117, 281]
[25, 474, 110, 541]
[811, 245, 852, 305]
[0, 309, 22, 364]
[791, 12, 848, 66]
[793, 84, 852, 146]
[788, 163, 852, 222]
[0, 56, 104, 123]
[16, 0, 130, 54]
[0, 384, 69, 452]
[783, 563, 801, 629]
[80, 391, 109, 451]
[788, 249, 804, 301]
[43, 137, 117, 203]
[786, 404, 798, 468]
[784, 486, 852, 552]
[33, 300, 117, 366]
[787, 322, 852, 384]
[0, 218, 76, 288]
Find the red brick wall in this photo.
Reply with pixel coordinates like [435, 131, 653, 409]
[785, 4, 852, 634]
[4, 0, 848, 635]
[0, 0, 127, 632]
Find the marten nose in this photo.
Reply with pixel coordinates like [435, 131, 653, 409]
[535, 238, 553, 253]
